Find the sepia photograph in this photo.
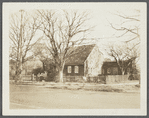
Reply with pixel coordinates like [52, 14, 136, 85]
[3, 2, 147, 115]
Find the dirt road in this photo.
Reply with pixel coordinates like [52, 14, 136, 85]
[10, 84, 140, 109]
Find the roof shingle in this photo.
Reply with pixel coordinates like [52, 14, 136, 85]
[65, 44, 95, 65]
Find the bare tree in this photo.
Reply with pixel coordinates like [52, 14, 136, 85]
[37, 10, 93, 82]
[106, 42, 140, 75]
[105, 10, 141, 75]
[108, 10, 140, 46]
[9, 10, 40, 82]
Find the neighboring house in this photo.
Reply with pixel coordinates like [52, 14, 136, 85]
[101, 61, 132, 75]
[63, 44, 104, 77]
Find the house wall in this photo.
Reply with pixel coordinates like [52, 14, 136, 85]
[84, 45, 104, 77]
[63, 65, 84, 76]
[102, 66, 122, 75]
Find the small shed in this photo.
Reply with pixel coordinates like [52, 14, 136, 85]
[102, 61, 132, 75]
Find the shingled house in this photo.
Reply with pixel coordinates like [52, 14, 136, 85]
[63, 44, 104, 78]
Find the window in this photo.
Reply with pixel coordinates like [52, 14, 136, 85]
[67, 66, 71, 73]
[74, 66, 79, 73]
[107, 68, 111, 74]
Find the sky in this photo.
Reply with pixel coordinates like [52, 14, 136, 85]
[7, 2, 146, 60]
[8, 3, 144, 37]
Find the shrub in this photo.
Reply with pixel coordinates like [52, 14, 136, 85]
[45, 63, 58, 82]
[32, 67, 44, 76]
[128, 74, 134, 80]
[46, 71, 58, 81]
[133, 74, 140, 80]
[32, 62, 58, 82]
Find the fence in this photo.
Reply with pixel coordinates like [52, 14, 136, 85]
[87, 76, 106, 84]
[21, 75, 32, 81]
[56, 74, 139, 84]
[106, 75, 129, 84]
[9, 75, 33, 84]
[54, 76, 84, 82]
[9, 74, 32, 81]
[19, 74, 139, 83]
[55, 76, 106, 83]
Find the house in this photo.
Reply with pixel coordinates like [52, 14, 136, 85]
[101, 61, 132, 75]
[63, 44, 104, 78]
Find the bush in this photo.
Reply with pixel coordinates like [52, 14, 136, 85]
[133, 74, 140, 80]
[128, 74, 134, 80]
[32, 67, 44, 76]
[46, 71, 58, 81]
[39, 76, 45, 81]
[32, 62, 58, 82]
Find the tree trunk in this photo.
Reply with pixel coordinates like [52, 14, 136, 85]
[14, 70, 21, 83]
[122, 71, 125, 75]
[58, 62, 65, 83]
[59, 70, 63, 83]
[14, 73, 19, 83]
[14, 63, 22, 83]
[42, 61, 45, 71]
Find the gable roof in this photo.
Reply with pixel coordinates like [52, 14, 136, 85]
[102, 61, 118, 68]
[65, 44, 95, 65]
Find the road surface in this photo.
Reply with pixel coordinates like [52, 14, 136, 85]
[10, 84, 140, 109]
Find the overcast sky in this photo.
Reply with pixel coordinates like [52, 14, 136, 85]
[8, 3, 144, 37]
[7, 2, 145, 59]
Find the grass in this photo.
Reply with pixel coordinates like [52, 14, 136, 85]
[10, 80, 140, 93]
[43, 83, 140, 93]
[83, 86, 123, 92]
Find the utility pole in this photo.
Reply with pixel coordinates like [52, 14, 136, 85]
[19, 9, 24, 80]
